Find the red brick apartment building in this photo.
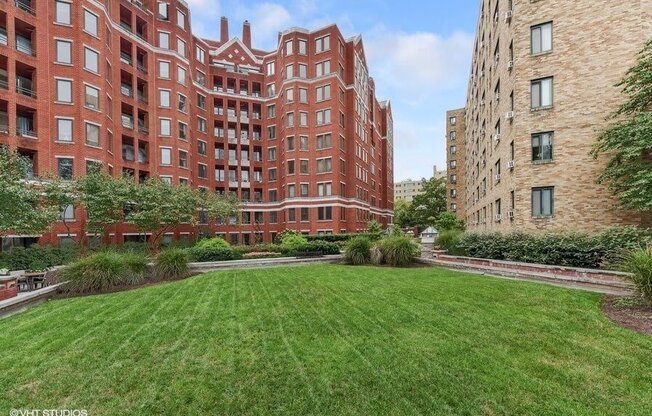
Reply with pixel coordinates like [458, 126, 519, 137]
[0, 0, 394, 250]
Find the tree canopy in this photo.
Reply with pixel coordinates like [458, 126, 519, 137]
[592, 39, 652, 211]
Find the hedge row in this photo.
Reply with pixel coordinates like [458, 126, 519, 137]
[439, 226, 652, 269]
[186, 240, 340, 262]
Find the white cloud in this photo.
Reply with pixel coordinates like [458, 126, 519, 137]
[366, 29, 473, 102]
[233, 2, 293, 49]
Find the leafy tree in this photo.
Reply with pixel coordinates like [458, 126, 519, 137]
[202, 190, 240, 227]
[367, 220, 383, 241]
[393, 199, 416, 229]
[125, 179, 200, 251]
[77, 165, 132, 238]
[410, 177, 447, 229]
[592, 40, 652, 211]
[0, 147, 59, 235]
[43, 174, 79, 242]
[434, 211, 466, 232]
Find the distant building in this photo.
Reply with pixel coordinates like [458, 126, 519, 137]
[394, 178, 426, 202]
[433, 165, 446, 181]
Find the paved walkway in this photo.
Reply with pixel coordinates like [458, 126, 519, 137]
[0, 284, 63, 318]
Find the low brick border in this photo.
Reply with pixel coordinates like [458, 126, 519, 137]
[189, 255, 343, 272]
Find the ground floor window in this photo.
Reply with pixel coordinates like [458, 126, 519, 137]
[532, 187, 554, 217]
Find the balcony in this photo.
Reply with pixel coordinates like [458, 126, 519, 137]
[241, 159, 250, 167]
[214, 128, 224, 138]
[0, 27, 7, 46]
[16, 77, 35, 98]
[138, 142, 148, 163]
[15, 0, 35, 16]
[120, 83, 133, 97]
[120, 51, 132, 66]
[213, 107, 224, 116]
[121, 114, 134, 130]
[16, 116, 35, 138]
[15, 33, 33, 56]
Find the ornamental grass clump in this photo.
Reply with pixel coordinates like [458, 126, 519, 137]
[344, 236, 372, 265]
[622, 246, 652, 303]
[61, 252, 148, 293]
[154, 248, 189, 279]
[378, 236, 419, 267]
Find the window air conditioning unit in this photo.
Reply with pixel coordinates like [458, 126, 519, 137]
[507, 160, 515, 169]
[505, 10, 513, 22]
[496, 93, 501, 101]
[480, 100, 485, 106]
[495, 214, 503, 221]
[494, 134, 501, 142]
[507, 210, 515, 219]
[495, 173, 501, 181]
[507, 60, 514, 70]
[505, 111, 514, 120]
[495, 53, 500, 63]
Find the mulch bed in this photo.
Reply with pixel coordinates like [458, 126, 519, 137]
[601, 296, 652, 336]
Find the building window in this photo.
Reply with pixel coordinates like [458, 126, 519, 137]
[60, 204, 75, 221]
[197, 140, 207, 156]
[160, 119, 171, 136]
[300, 160, 309, 174]
[268, 168, 277, 181]
[316, 133, 332, 150]
[298, 39, 307, 55]
[84, 85, 100, 110]
[449, 116, 457, 125]
[316, 157, 332, 173]
[531, 77, 553, 108]
[315, 35, 330, 53]
[176, 9, 186, 29]
[196, 47, 205, 63]
[532, 132, 554, 161]
[316, 60, 331, 77]
[318, 206, 332, 221]
[268, 126, 276, 140]
[268, 148, 276, 161]
[55, 1, 72, 25]
[85, 122, 100, 147]
[57, 158, 74, 180]
[316, 109, 332, 125]
[449, 131, 456, 140]
[177, 38, 186, 57]
[158, 2, 169, 20]
[56, 79, 73, 103]
[266, 61, 275, 76]
[177, 66, 187, 85]
[55, 40, 72, 64]
[318, 182, 332, 196]
[287, 160, 295, 175]
[531, 22, 553, 54]
[299, 88, 308, 103]
[300, 207, 309, 221]
[197, 94, 206, 109]
[160, 148, 172, 165]
[178, 94, 187, 112]
[532, 187, 554, 217]
[286, 112, 295, 127]
[178, 150, 188, 168]
[83, 10, 99, 36]
[287, 184, 296, 198]
[159, 61, 170, 79]
[288, 208, 296, 222]
[286, 88, 294, 103]
[267, 105, 276, 118]
[159, 90, 171, 107]
[316, 84, 331, 101]
[287, 136, 295, 151]
[285, 40, 293, 55]
[450, 160, 457, 169]
[159, 32, 170, 49]
[56, 118, 73, 142]
[299, 112, 308, 127]
[299, 64, 307, 79]
[299, 136, 308, 150]
[84, 47, 99, 73]
[198, 163, 207, 179]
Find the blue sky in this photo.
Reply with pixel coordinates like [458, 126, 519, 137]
[186, 0, 480, 181]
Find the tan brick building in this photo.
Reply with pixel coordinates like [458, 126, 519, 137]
[394, 178, 425, 202]
[447, 0, 652, 233]
[446, 108, 466, 218]
[0, 0, 393, 250]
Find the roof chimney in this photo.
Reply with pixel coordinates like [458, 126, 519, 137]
[242, 20, 251, 48]
[220, 16, 229, 43]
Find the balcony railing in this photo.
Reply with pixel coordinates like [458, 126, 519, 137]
[0, 124, 8, 134]
[120, 52, 133, 65]
[136, 62, 147, 74]
[121, 116, 134, 129]
[119, 21, 132, 32]
[120, 84, 133, 97]
[15, 40, 34, 56]
[0, 79, 8, 90]
[16, 126, 36, 137]
[137, 123, 148, 133]
[16, 84, 36, 98]
[137, 92, 147, 103]
[0, 28, 7, 46]
[15, 0, 35, 16]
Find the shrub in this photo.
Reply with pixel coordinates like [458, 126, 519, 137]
[305, 233, 373, 243]
[279, 232, 308, 251]
[344, 236, 372, 265]
[61, 252, 148, 293]
[597, 226, 652, 268]
[187, 247, 242, 262]
[367, 220, 383, 241]
[294, 240, 340, 255]
[0, 245, 79, 271]
[232, 244, 284, 255]
[378, 236, 419, 267]
[436, 230, 463, 251]
[622, 246, 652, 303]
[195, 237, 230, 249]
[435, 212, 466, 232]
[154, 249, 189, 279]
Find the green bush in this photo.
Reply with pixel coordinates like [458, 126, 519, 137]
[294, 240, 340, 255]
[232, 244, 284, 255]
[344, 236, 372, 265]
[154, 249, 189, 279]
[279, 231, 308, 251]
[437, 230, 463, 251]
[0, 245, 79, 271]
[597, 226, 652, 267]
[195, 237, 230, 249]
[305, 233, 373, 243]
[367, 220, 383, 241]
[377, 236, 419, 267]
[370, 245, 384, 265]
[61, 252, 148, 293]
[622, 246, 652, 303]
[99, 242, 150, 255]
[187, 247, 242, 262]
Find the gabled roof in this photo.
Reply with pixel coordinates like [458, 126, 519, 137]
[209, 37, 262, 65]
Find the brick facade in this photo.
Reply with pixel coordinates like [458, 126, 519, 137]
[446, 108, 466, 219]
[0, 0, 393, 249]
[447, 0, 652, 233]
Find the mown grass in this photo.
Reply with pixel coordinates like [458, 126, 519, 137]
[1, 265, 651, 415]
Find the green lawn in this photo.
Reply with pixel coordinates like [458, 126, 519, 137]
[1, 265, 651, 415]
